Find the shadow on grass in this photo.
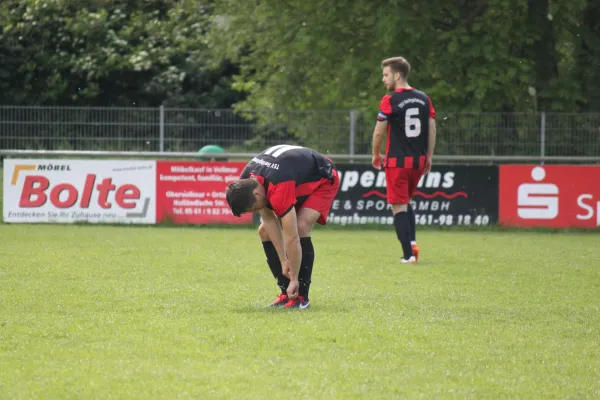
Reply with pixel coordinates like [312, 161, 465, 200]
[230, 303, 352, 314]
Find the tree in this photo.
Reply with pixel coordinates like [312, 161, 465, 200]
[210, 0, 599, 153]
[0, 0, 242, 107]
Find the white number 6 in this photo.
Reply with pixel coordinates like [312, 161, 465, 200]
[405, 107, 421, 137]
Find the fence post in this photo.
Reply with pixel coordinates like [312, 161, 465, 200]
[540, 111, 546, 164]
[159, 105, 165, 152]
[349, 109, 356, 163]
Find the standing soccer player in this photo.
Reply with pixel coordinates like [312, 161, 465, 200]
[371, 57, 437, 263]
[226, 145, 340, 309]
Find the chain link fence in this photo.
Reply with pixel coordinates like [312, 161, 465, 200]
[1, 106, 599, 157]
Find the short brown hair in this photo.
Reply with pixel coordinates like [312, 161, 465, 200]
[226, 179, 259, 217]
[381, 57, 411, 79]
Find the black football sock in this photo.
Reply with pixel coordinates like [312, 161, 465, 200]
[393, 212, 413, 260]
[298, 237, 315, 301]
[262, 241, 289, 295]
[407, 203, 416, 243]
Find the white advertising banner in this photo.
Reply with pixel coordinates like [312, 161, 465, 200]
[3, 159, 156, 224]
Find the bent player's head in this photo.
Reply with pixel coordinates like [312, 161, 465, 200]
[226, 178, 266, 217]
[381, 57, 410, 91]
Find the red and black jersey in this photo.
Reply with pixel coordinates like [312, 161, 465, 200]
[240, 145, 336, 218]
[377, 88, 436, 169]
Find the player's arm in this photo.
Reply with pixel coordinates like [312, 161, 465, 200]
[258, 207, 287, 265]
[371, 96, 391, 169]
[280, 208, 301, 282]
[372, 120, 388, 156]
[264, 180, 300, 289]
[423, 118, 436, 174]
[427, 118, 437, 159]
[424, 97, 437, 174]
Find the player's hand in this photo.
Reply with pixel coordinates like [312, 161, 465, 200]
[281, 260, 291, 279]
[287, 279, 299, 300]
[424, 157, 432, 174]
[372, 154, 383, 170]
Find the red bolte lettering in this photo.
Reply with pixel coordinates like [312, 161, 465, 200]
[18, 174, 142, 209]
[115, 184, 140, 209]
[20, 176, 50, 207]
[80, 174, 96, 208]
[96, 178, 116, 209]
[49, 184, 78, 208]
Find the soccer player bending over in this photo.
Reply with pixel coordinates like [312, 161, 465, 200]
[226, 145, 340, 309]
[371, 57, 437, 264]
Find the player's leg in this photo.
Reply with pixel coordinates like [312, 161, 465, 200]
[285, 173, 340, 309]
[407, 203, 419, 260]
[407, 203, 416, 242]
[407, 169, 424, 261]
[392, 204, 415, 263]
[386, 168, 415, 263]
[293, 207, 320, 308]
[258, 222, 289, 306]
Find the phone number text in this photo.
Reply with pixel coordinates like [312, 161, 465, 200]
[415, 214, 490, 226]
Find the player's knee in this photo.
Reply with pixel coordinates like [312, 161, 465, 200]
[297, 219, 314, 238]
[258, 223, 270, 241]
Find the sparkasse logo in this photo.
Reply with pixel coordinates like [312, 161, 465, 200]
[499, 164, 600, 228]
[517, 166, 559, 220]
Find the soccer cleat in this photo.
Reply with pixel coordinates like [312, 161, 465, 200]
[268, 294, 288, 307]
[412, 244, 420, 262]
[401, 256, 417, 264]
[284, 296, 310, 310]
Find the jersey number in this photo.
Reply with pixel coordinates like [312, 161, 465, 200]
[264, 144, 303, 157]
[405, 108, 421, 138]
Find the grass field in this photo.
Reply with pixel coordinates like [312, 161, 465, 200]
[0, 224, 599, 399]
